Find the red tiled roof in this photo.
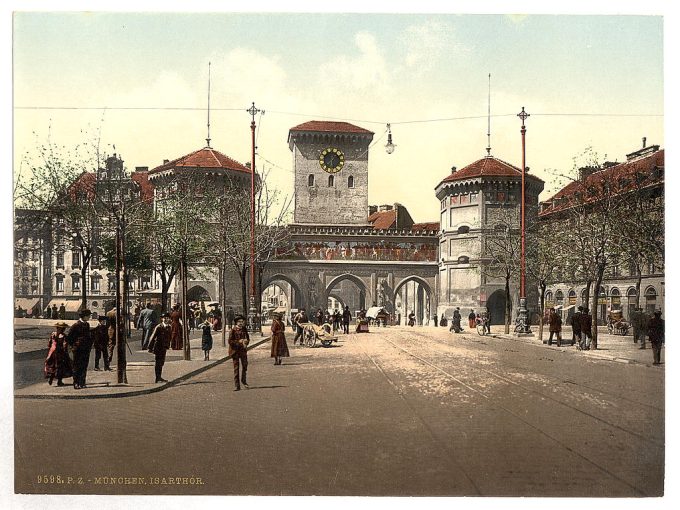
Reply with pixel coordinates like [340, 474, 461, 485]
[67, 172, 96, 200]
[289, 121, 374, 135]
[368, 210, 397, 229]
[412, 222, 440, 232]
[149, 147, 251, 175]
[437, 156, 544, 186]
[540, 149, 664, 217]
[131, 171, 154, 204]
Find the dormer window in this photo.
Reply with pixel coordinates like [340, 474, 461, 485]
[308, 174, 315, 187]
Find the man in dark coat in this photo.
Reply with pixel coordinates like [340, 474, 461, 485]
[137, 303, 157, 350]
[632, 307, 649, 349]
[342, 306, 352, 334]
[148, 313, 172, 382]
[225, 306, 235, 330]
[647, 311, 664, 365]
[570, 306, 583, 347]
[228, 315, 250, 391]
[92, 315, 110, 371]
[51, 304, 58, 319]
[66, 309, 93, 389]
[433, 314, 439, 327]
[106, 307, 122, 367]
[58, 303, 66, 320]
[547, 307, 562, 346]
[580, 308, 593, 350]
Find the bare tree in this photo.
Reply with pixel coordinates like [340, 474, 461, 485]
[480, 204, 521, 334]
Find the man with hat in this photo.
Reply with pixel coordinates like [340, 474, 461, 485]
[547, 307, 562, 347]
[647, 310, 664, 365]
[632, 307, 649, 349]
[228, 315, 250, 390]
[148, 313, 172, 383]
[570, 306, 583, 347]
[580, 308, 593, 350]
[67, 308, 93, 389]
[93, 315, 110, 371]
[137, 302, 157, 350]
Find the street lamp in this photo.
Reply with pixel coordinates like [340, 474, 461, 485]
[385, 124, 396, 154]
[246, 102, 263, 333]
[516, 106, 531, 335]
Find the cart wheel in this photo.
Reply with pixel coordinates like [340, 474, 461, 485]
[304, 327, 316, 347]
[321, 338, 332, 347]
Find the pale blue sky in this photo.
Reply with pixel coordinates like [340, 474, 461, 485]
[12, 11, 665, 221]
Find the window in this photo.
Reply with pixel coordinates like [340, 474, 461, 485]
[470, 192, 479, 203]
[555, 290, 564, 305]
[610, 287, 621, 310]
[497, 192, 506, 202]
[91, 275, 100, 292]
[440, 199, 446, 210]
[31, 267, 37, 278]
[56, 275, 64, 292]
[72, 250, 80, 268]
[308, 174, 315, 187]
[56, 251, 64, 268]
[645, 287, 657, 314]
[348, 175, 354, 188]
[328, 175, 334, 187]
[72, 275, 81, 291]
[457, 225, 470, 234]
[457, 255, 470, 264]
[460, 194, 469, 205]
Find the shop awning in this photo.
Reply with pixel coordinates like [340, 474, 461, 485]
[15, 298, 40, 311]
[46, 299, 82, 312]
[366, 306, 388, 319]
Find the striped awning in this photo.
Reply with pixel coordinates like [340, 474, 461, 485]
[14, 298, 40, 311]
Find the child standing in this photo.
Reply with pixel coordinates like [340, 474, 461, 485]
[201, 319, 213, 360]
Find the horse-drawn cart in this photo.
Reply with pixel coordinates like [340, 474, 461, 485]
[301, 322, 337, 347]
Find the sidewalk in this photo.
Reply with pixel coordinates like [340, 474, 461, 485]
[14, 329, 273, 400]
[485, 325, 663, 366]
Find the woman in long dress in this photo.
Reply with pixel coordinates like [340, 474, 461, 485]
[270, 312, 290, 366]
[169, 304, 183, 350]
[44, 322, 73, 386]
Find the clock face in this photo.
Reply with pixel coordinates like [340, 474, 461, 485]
[319, 147, 345, 173]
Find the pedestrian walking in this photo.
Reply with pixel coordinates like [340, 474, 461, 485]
[293, 309, 308, 345]
[450, 308, 463, 333]
[92, 315, 110, 371]
[170, 304, 183, 350]
[570, 306, 583, 347]
[201, 319, 213, 361]
[315, 308, 324, 326]
[468, 310, 476, 329]
[51, 304, 58, 319]
[408, 311, 416, 327]
[148, 313, 172, 383]
[66, 309, 93, 390]
[209, 304, 222, 331]
[106, 306, 121, 367]
[547, 307, 562, 346]
[270, 312, 290, 366]
[228, 315, 250, 391]
[433, 314, 439, 327]
[58, 303, 66, 320]
[44, 321, 72, 386]
[225, 306, 235, 330]
[634, 307, 649, 349]
[647, 310, 664, 365]
[137, 303, 157, 350]
[580, 308, 593, 350]
[342, 306, 352, 334]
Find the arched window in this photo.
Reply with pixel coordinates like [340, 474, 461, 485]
[457, 225, 470, 234]
[328, 175, 334, 187]
[308, 174, 315, 187]
[545, 290, 553, 304]
[610, 287, 621, 311]
[457, 255, 470, 264]
[555, 290, 564, 305]
[626, 287, 638, 319]
[645, 287, 657, 314]
[348, 175, 355, 188]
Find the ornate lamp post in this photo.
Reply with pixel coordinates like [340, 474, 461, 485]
[517, 106, 531, 334]
[246, 102, 262, 333]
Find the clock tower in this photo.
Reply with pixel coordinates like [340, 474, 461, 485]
[288, 121, 374, 225]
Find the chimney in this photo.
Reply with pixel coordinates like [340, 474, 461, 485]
[368, 205, 378, 216]
[578, 166, 597, 181]
[451, 166, 457, 174]
[643, 137, 647, 149]
[378, 204, 393, 212]
[163, 159, 169, 165]
[245, 162, 251, 169]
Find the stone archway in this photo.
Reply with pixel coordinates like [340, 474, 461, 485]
[394, 276, 432, 326]
[262, 274, 305, 311]
[486, 289, 508, 326]
[187, 285, 211, 303]
[325, 274, 368, 313]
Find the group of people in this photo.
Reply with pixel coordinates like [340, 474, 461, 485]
[44, 308, 119, 389]
[629, 307, 665, 364]
[430, 309, 488, 334]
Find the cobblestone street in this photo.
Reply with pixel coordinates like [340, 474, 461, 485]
[14, 325, 664, 497]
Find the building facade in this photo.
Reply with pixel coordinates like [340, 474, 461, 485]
[434, 156, 544, 324]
